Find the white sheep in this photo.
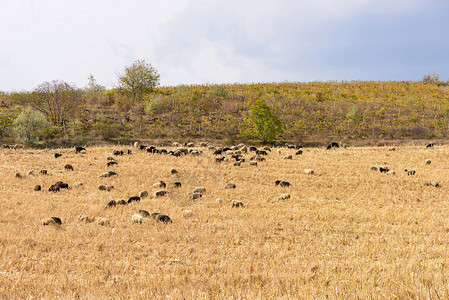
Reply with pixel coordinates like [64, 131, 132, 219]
[193, 186, 206, 194]
[425, 159, 431, 165]
[73, 182, 83, 188]
[279, 193, 291, 200]
[182, 210, 194, 218]
[304, 169, 314, 175]
[284, 155, 293, 160]
[97, 217, 111, 227]
[132, 214, 145, 224]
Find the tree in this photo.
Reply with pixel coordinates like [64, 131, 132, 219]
[30, 80, 84, 126]
[118, 59, 160, 100]
[13, 108, 51, 145]
[241, 98, 283, 143]
[84, 74, 105, 99]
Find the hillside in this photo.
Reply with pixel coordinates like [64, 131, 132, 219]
[1, 80, 449, 146]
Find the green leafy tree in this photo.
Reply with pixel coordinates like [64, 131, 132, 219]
[13, 108, 51, 145]
[241, 98, 283, 143]
[118, 59, 160, 100]
[30, 80, 84, 126]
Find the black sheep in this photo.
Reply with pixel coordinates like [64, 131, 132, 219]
[128, 196, 141, 204]
[75, 146, 86, 153]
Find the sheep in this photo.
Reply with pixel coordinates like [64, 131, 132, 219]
[99, 171, 117, 178]
[153, 181, 167, 188]
[105, 200, 116, 208]
[404, 169, 416, 176]
[215, 156, 226, 163]
[132, 214, 145, 224]
[14, 144, 24, 149]
[216, 198, 223, 204]
[199, 142, 208, 147]
[426, 180, 440, 187]
[231, 200, 244, 208]
[225, 183, 236, 189]
[138, 210, 150, 217]
[113, 150, 124, 156]
[426, 143, 434, 148]
[186, 142, 195, 147]
[55, 153, 62, 158]
[370, 166, 378, 171]
[64, 164, 74, 171]
[173, 142, 180, 147]
[182, 210, 194, 218]
[154, 190, 168, 197]
[387, 170, 396, 175]
[233, 161, 241, 166]
[107, 161, 118, 167]
[387, 147, 396, 151]
[15, 172, 22, 179]
[276, 149, 282, 155]
[48, 184, 60, 192]
[134, 141, 139, 148]
[295, 150, 303, 155]
[256, 150, 268, 156]
[249, 161, 258, 166]
[279, 193, 291, 200]
[78, 215, 93, 223]
[284, 155, 293, 160]
[155, 214, 172, 223]
[425, 159, 432, 165]
[34, 185, 41, 191]
[172, 182, 182, 188]
[42, 217, 62, 226]
[190, 193, 202, 199]
[105, 185, 114, 191]
[27, 170, 35, 175]
[326, 142, 339, 149]
[98, 184, 107, 191]
[128, 196, 141, 204]
[304, 169, 314, 175]
[379, 166, 390, 173]
[40, 169, 48, 175]
[73, 182, 83, 188]
[54, 181, 69, 189]
[116, 199, 127, 205]
[107, 156, 115, 161]
[275, 180, 292, 187]
[139, 190, 149, 198]
[75, 146, 86, 153]
[97, 217, 111, 226]
[249, 146, 258, 152]
[193, 187, 206, 194]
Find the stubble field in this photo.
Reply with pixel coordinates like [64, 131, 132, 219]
[1, 143, 449, 299]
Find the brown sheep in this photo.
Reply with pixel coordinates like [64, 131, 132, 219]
[64, 164, 73, 171]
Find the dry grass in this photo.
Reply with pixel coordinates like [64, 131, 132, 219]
[1, 144, 449, 299]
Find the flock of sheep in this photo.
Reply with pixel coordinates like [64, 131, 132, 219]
[9, 140, 437, 228]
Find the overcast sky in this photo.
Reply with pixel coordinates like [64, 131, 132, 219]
[1, 0, 448, 91]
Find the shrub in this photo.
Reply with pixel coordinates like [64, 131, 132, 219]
[13, 109, 51, 145]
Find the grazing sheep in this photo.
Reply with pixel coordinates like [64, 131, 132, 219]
[387, 147, 396, 151]
[233, 161, 241, 166]
[55, 153, 62, 158]
[15, 172, 22, 179]
[425, 159, 431, 165]
[113, 149, 124, 156]
[99, 171, 117, 178]
[190, 193, 202, 199]
[182, 210, 194, 218]
[216, 198, 223, 204]
[326, 142, 339, 149]
[98, 184, 107, 191]
[42, 217, 62, 226]
[275, 180, 292, 187]
[379, 166, 390, 173]
[139, 190, 149, 198]
[426, 143, 434, 148]
[116, 199, 127, 205]
[107, 161, 118, 167]
[284, 155, 293, 160]
[231, 200, 244, 208]
[387, 170, 396, 175]
[225, 183, 236, 189]
[153, 181, 167, 188]
[426, 180, 440, 187]
[55, 181, 69, 189]
[276, 149, 282, 155]
[40, 169, 48, 175]
[105, 185, 114, 191]
[34, 185, 41, 191]
[279, 193, 291, 200]
[128, 196, 141, 204]
[193, 186, 206, 194]
[78, 215, 92, 223]
[154, 190, 168, 197]
[134, 142, 139, 148]
[173, 142, 180, 147]
[97, 217, 111, 226]
[249, 146, 258, 152]
[107, 156, 115, 161]
[304, 169, 314, 175]
[295, 150, 303, 155]
[256, 150, 268, 156]
[215, 156, 226, 163]
[155, 214, 172, 223]
[370, 166, 378, 171]
[132, 213, 145, 224]
[199, 142, 208, 147]
[73, 182, 83, 188]
[75, 146, 86, 153]
[249, 161, 257, 166]
[48, 184, 60, 192]
[27, 170, 35, 175]
[138, 210, 150, 217]
[105, 200, 117, 208]
[172, 182, 182, 188]
[14, 144, 24, 149]
[64, 164, 74, 171]
[404, 169, 416, 176]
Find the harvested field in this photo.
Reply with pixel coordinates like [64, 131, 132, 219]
[0, 144, 449, 298]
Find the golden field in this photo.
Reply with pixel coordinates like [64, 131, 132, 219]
[1, 143, 449, 299]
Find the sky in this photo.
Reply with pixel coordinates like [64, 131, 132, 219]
[1, 0, 448, 91]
